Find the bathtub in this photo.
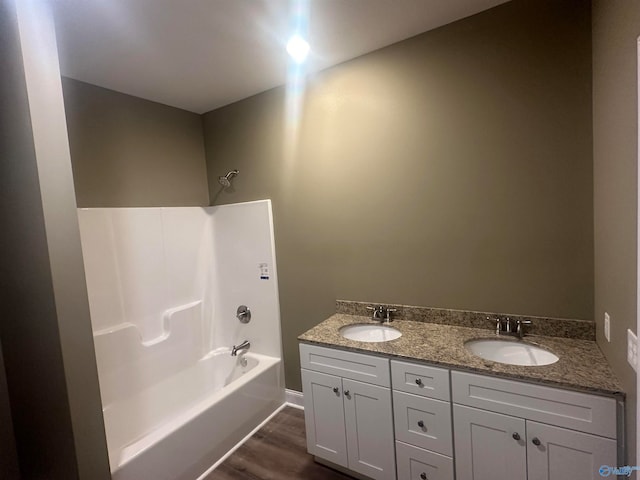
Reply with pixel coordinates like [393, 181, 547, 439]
[80, 203, 285, 478]
[107, 351, 283, 480]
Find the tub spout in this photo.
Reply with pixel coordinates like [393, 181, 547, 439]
[231, 340, 250, 356]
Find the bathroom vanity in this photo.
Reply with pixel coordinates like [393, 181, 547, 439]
[298, 303, 624, 480]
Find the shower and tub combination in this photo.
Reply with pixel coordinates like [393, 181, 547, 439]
[78, 199, 285, 480]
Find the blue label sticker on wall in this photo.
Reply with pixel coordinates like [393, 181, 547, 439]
[259, 262, 270, 280]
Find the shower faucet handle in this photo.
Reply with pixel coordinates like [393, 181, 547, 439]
[236, 305, 251, 323]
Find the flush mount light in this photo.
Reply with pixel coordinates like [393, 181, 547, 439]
[286, 34, 310, 63]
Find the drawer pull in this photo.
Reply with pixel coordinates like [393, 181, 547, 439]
[417, 420, 425, 428]
[420, 473, 427, 480]
[512, 432, 520, 441]
[332, 387, 339, 394]
[532, 437, 541, 446]
[415, 378, 423, 386]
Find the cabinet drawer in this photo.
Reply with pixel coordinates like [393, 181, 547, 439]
[394, 391, 452, 456]
[300, 343, 390, 387]
[396, 441, 453, 480]
[451, 371, 617, 439]
[391, 360, 450, 401]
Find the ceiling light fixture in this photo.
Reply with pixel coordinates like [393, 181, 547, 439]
[286, 34, 310, 64]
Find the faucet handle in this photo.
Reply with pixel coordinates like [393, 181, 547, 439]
[516, 319, 532, 338]
[385, 308, 397, 321]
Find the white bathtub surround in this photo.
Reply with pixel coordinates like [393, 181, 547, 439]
[78, 200, 285, 479]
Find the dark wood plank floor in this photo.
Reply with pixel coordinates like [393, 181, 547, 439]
[206, 407, 353, 480]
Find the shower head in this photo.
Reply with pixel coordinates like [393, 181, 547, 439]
[218, 169, 239, 188]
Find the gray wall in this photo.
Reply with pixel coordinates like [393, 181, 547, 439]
[593, 0, 640, 466]
[203, 0, 594, 392]
[0, 0, 110, 477]
[62, 77, 209, 207]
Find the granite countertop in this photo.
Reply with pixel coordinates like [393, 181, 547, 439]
[298, 314, 624, 397]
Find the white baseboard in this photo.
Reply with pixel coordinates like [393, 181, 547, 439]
[285, 388, 304, 409]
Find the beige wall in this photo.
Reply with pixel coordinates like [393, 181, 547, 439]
[593, 0, 640, 465]
[62, 77, 209, 207]
[203, 0, 594, 392]
[1, 0, 110, 477]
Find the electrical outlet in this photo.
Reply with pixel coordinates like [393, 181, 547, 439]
[628, 329, 638, 372]
[604, 312, 610, 342]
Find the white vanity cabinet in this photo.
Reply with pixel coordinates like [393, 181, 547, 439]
[300, 344, 396, 480]
[300, 342, 620, 480]
[452, 371, 618, 480]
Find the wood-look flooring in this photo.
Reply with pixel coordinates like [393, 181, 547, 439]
[206, 407, 353, 480]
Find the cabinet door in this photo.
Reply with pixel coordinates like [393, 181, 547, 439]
[526, 421, 617, 480]
[343, 378, 396, 480]
[301, 369, 348, 468]
[453, 404, 527, 480]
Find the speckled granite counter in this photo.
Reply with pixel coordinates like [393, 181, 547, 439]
[298, 314, 624, 397]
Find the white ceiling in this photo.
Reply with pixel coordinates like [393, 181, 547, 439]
[51, 0, 510, 114]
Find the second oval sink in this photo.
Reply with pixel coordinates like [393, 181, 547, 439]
[465, 338, 559, 366]
[340, 324, 402, 343]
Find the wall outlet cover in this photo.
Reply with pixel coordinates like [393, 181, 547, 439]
[627, 329, 638, 372]
[604, 312, 611, 342]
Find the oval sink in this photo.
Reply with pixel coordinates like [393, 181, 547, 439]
[465, 338, 559, 366]
[339, 324, 402, 343]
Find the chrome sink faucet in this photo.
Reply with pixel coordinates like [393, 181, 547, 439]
[494, 316, 506, 334]
[492, 317, 532, 339]
[231, 340, 250, 356]
[367, 305, 397, 323]
[367, 305, 386, 320]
